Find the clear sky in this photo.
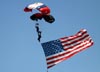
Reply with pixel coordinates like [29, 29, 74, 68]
[0, 0, 100, 72]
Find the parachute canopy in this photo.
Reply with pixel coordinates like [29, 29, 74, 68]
[24, 2, 55, 23]
[24, 2, 50, 15]
[30, 13, 55, 23]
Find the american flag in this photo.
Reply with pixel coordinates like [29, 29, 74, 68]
[41, 29, 94, 69]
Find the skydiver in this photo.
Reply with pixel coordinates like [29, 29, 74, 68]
[37, 31, 42, 42]
[35, 23, 42, 42]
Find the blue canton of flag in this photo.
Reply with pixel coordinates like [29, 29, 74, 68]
[41, 39, 64, 57]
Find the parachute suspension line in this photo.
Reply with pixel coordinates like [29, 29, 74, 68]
[35, 22, 42, 42]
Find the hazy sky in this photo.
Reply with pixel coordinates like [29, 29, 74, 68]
[0, 0, 100, 72]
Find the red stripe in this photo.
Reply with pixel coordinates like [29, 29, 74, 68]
[47, 65, 55, 69]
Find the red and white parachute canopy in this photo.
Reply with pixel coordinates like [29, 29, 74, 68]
[24, 2, 50, 15]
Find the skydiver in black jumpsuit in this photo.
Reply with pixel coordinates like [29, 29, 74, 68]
[35, 23, 42, 42]
[37, 31, 42, 42]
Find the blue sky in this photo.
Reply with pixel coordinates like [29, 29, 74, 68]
[0, 0, 100, 72]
